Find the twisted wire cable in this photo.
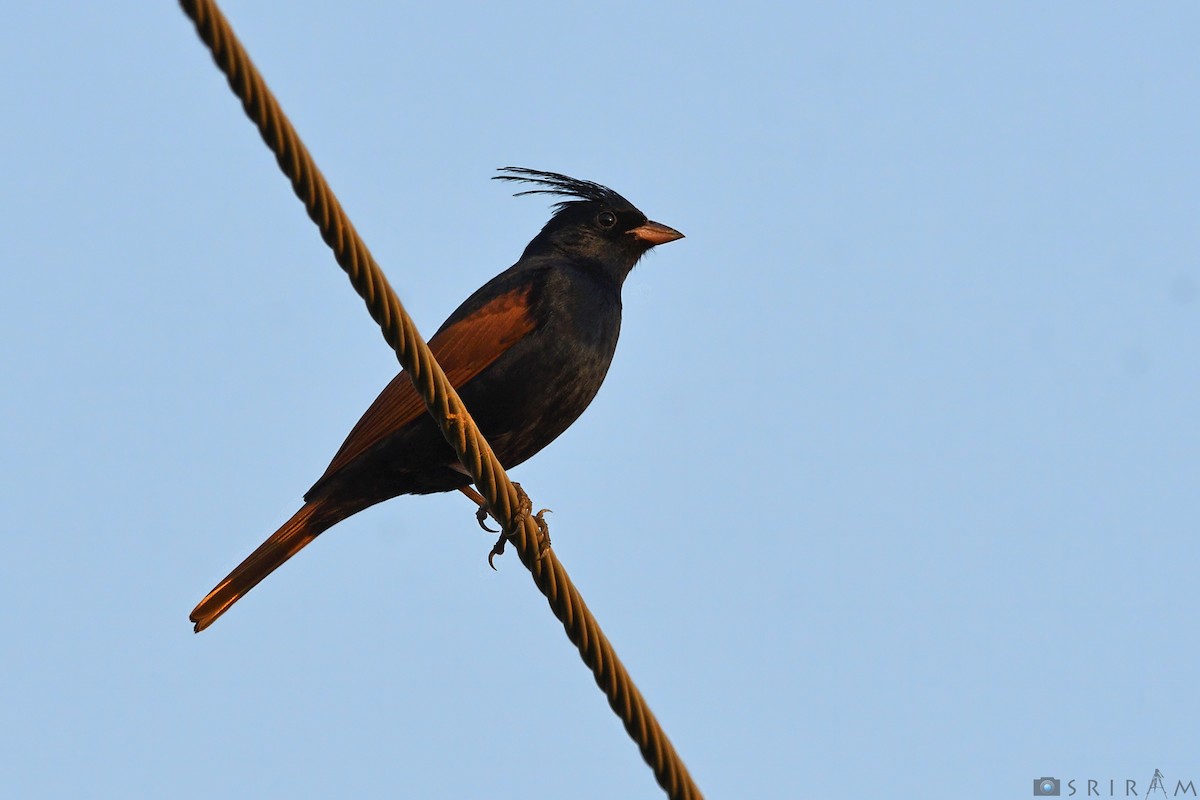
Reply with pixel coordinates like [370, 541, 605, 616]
[177, 2, 701, 797]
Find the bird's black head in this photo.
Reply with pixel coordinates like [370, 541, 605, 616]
[494, 167, 683, 286]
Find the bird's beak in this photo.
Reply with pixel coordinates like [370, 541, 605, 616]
[628, 220, 684, 247]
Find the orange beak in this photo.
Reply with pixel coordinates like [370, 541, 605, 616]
[628, 220, 684, 246]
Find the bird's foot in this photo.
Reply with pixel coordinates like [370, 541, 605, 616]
[488, 482, 552, 569]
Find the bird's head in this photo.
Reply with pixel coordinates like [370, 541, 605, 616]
[494, 167, 683, 285]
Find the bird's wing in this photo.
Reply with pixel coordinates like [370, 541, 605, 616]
[313, 284, 536, 486]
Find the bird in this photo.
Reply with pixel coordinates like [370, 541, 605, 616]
[189, 167, 684, 632]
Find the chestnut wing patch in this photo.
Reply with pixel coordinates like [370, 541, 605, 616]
[314, 285, 536, 484]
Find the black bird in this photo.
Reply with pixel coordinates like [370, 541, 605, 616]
[189, 168, 683, 632]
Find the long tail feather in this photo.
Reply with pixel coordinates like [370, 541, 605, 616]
[190, 502, 332, 633]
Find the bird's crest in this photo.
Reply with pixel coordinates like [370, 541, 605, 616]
[493, 167, 632, 212]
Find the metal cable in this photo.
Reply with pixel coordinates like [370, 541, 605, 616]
[177, 2, 701, 797]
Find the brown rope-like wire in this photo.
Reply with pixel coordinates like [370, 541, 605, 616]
[177, 2, 701, 798]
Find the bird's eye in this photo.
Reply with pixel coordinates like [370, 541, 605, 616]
[597, 211, 617, 229]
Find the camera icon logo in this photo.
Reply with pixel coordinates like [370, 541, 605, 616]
[1034, 777, 1061, 796]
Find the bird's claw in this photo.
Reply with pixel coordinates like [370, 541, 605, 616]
[487, 539, 505, 569]
[475, 503, 499, 533]
[532, 508, 552, 558]
[487, 483, 551, 568]
[459, 485, 500, 532]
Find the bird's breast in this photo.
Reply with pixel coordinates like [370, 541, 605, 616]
[460, 268, 622, 468]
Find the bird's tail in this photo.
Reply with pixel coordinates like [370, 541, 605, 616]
[190, 501, 340, 633]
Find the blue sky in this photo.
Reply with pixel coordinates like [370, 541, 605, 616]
[2, 3, 1198, 798]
